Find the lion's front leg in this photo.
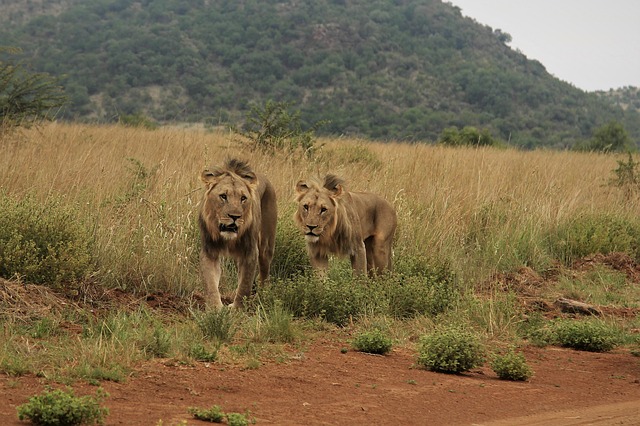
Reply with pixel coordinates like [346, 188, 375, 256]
[350, 241, 367, 276]
[230, 251, 258, 308]
[201, 251, 223, 309]
[309, 251, 330, 278]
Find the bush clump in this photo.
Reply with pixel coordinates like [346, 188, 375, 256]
[417, 326, 485, 374]
[17, 387, 109, 426]
[490, 349, 533, 381]
[0, 192, 93, 288]
[352, 329, 393, 355]
[552, 319, 620, 352]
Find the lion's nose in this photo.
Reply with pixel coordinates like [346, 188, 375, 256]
[228, 214, 241, 222]
[306, 225, 317, 231]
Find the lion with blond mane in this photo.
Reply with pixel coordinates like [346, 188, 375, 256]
[199, 158, 277, 308]
[294, 174, 396, 276]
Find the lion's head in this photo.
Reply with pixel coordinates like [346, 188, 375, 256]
[294, 174, 347, 245]
[200, 159, 260, 241]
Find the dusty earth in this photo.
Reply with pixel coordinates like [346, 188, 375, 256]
[1, 253, 640, 425]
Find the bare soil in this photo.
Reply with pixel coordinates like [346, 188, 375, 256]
[2, 253, 640, 425]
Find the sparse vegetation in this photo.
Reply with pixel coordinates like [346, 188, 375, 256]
[188, 405, 253, 425]
[1, 123, 640, 421]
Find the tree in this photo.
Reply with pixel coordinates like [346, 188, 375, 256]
[0, 47, 66, 130]
[591, 120, 632, 152]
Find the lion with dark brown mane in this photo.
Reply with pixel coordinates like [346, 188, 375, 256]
[294, 174, 396, 276]
[199, 158, 277, 308]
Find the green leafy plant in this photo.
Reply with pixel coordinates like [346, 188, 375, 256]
[188, 405, 225, 423]
[552, 319, 620, 352]
[352, 328, 393, 355]
[231, 100, 327, 157]
[417, 326, 485, 374]
[193, 308, 239, 343]
[188, 342, 219, 362]
[490, 348, 533, 381]
[17, 387, 109, 426]
[0, 192, 93, 289]
[609, 152, 640, 199]
[188, 405, 254, 425]
[1, 47, 66, 131]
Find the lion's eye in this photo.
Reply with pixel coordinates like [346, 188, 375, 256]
[219, 194, 227, 201]
[303, 205, 309, 211]
[240, 195, 247, 202]
[320, 207, 327, 213]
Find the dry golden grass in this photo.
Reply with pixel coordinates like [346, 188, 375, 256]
[1, 122, 637, 290]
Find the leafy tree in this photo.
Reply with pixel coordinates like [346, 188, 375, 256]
[438, 126, 499, 147]
[574, 120, 633, 153]
[0, 47, 66, 130]
[231, 100, 327, 157]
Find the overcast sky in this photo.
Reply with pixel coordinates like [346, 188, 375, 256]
[447, 0, 640, 92]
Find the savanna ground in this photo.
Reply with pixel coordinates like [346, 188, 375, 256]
[1, 123, 640, 425]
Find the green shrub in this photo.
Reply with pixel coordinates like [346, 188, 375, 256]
[352, 329, 393, 355]
[188, 405, 253, 425]
[552, 319, 620, 352]
[0, 192, 94, 289]
[17, 387, 109, 426]
[257, 274, 365, 326]
[250, 301, 296, 343]
[231, 99, 326, 158]
[193, 308, 239, 343]
[383, 273, 457, 318]
[490, 349, 533, 381]
[189, 405, 225, 423]
[417, 326, 485, 374]
[188, 342, 219, 362]
[549, 213, 640, 264]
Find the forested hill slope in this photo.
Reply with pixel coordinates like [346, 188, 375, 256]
[2, 0, 638, 148]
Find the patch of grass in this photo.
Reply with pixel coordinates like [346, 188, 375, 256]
[490, 348, 533, 381]
[249, 301, 297, 344]
[17, 387, 109, 426]
[193, 308, 239, 343]
[552, 318, 621, 352]
[188, 342, 219, 362]
[549, 213, 640, 265]
[351, 328, 393, 355]
[417, 326, 485, 374]
[189, 405, 254, 425]
[554, 266, 637, 307]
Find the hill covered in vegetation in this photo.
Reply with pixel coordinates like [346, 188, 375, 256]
[1, 0, 639, 148]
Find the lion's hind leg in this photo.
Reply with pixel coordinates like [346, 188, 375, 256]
[371, 235, 394, 274]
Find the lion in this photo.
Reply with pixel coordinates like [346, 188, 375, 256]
[294, 174, 397, 276]
[199, 158, 277, 308]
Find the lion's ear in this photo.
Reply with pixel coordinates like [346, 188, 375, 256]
[296, 180, 310, 195]
[238, 171, 257, 185]
[200, 167, 223, 185]
[330, 184, 343, 197]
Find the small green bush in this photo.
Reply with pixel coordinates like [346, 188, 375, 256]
[352, 329, 393, 355]
[193, 308, 239, 343]
[417, 326, 485, 374]
[552, 319, 620, 352]
[188, 342, 219, 362]
[188, 405, 253, 425]
[17, 387, 109, 426]
[189, 405, 225, 423]
[0, 192, 94, 288]
[490, 349, 533, 381]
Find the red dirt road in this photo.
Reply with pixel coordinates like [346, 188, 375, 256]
[2, 338, 639, 425]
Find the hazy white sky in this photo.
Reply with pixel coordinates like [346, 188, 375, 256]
[447, 0, 640, 92]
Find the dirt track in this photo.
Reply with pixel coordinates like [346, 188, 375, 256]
[2, 337, 639, 425]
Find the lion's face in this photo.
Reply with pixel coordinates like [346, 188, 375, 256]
[295, 179, 340, 243]
[201, 170, 256, 241]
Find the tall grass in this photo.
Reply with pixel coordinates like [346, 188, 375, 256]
[1, 123, 637, 295]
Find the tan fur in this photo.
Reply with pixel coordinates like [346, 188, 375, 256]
[199, 159, 277, 308]
[294, 174, 396, 276]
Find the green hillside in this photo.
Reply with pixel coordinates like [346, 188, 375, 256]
[1, 0, 638, 148]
